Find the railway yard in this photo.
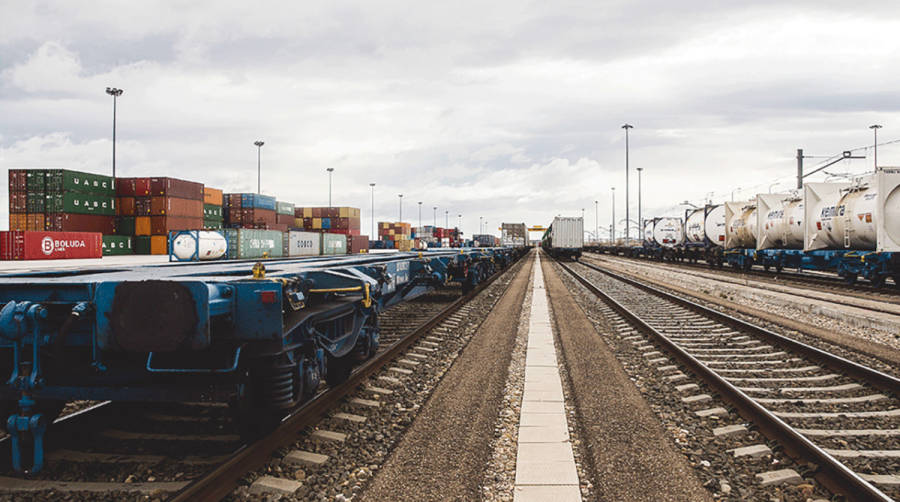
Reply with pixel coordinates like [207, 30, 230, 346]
[0, 245, 894, 501]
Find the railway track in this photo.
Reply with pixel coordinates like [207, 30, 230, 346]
[587, 250, 900, 310]
[0, 266, 518, 501]
[557, 258, 900, 501]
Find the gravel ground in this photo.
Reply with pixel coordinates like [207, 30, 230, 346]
[550, 259, 835, 501]
[480, 257, 533, 502]
[589, 255, 900, 376]
[358, 251, 533, 502]
[224, 253, 531, 502]
[541, 256, 714, 502]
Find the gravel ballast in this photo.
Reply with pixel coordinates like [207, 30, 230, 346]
[358, 252, 534, 501]
[540, 256, 714, 501]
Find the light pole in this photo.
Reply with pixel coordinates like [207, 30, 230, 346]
[594, 200, 598, 244]
[417, 201, 422, 228]
[581, 208, 585, 221]
[458, 214, 461, 230]
[636, 167, 643, 237]
[105, 87, 123, 180]
[399, 194, 403, 222]
[479, 216, 483, 234]
[326, 168, 334, 207]
[370, 183, 376, 238]
[622, 123, 633, 244]
[253, 140, 264, 194]
[445, 210, 448, 228]
[610, 187, 615, 243]
[870, 124, 883, 170]
[433, 206, 437, 227]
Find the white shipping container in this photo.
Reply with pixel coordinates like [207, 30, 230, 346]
[288, 231, 322, 256]
[757, 193, 804, 250]
[550, 217, 584, 249]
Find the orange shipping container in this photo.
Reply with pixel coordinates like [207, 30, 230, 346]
[135, 216, 151, 236]
[8, 214, 26, 231]
[203, 187, 223, 206]
[26, 214, 45, 231]
[118, 197, 136, 216]
[150, 196, 203, 217]
[150, 235, 168, 255]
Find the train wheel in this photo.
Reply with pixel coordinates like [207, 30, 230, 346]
[871, 275, 886, 288]
[843, 273, 858, 285]
[325, 354, 353, 387]
[893, 275, 900, 288]
[229, 381, 287, 440]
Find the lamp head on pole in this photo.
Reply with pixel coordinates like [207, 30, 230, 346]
[622, 123, 633, 130]
[870, 124, 883, 131]
[254, 141, 264, 148]
[326, 168, 334, 173]
[105, 87, 123, 97]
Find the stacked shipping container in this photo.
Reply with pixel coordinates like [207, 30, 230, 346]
[117, 177, 204, 255]
[203, 187, 224, 230]
[378, 222, 412, 251]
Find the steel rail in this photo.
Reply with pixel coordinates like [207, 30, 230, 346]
[169, 253, 528, 502]
[556, 259, 895, 502]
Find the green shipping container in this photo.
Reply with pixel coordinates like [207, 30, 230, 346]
[203, 219, 223, 230]
[45, 169, 114, 195]
[224, 229, 283, 259]
[116, 216, 135, 235]
[203, 204, 223, 219]
[276, 201, 295, 216]
[102, 235, 134, 255]
[26, 192, 46, 213]
[322, 233, 348, 255]
[45, 192, 115, 215]
[26, 170, 46, 191]
[134, 236, 152, 255]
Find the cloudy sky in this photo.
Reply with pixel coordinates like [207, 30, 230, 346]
[2, 1, 899, 240]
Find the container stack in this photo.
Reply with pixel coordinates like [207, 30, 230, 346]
[275, 201, 294, 231]
[203, 187, 224, 230]
[8, 168, 116, 234]
[117, 177, 204, 255]
[473, 234, 499, 247]
[292, 207, 361, 235]
[224, 193, 277, 229]
[378, 222, 412, 251]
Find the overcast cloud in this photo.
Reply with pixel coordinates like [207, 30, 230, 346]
[2, 1, 900, 239]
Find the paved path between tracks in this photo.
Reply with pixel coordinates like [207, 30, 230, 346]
[512, 251, 581, 501]
[359, 251, 533, 502]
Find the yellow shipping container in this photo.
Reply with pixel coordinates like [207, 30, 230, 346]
[312, 218, 322, 229]
[396, 239, 412, 252]
[294, 218, 303, 227]
[303, 207, 313, 218]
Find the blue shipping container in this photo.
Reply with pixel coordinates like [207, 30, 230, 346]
[240, 193, 277, 211]
[322, 217, 331, 229]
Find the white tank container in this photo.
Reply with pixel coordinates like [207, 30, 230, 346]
[172, 230, 227, 260]
[757, 193, 804, 250]
[704, 204, 726, 248]
[724, 201, 757, 249]
[685, 209, 705, 244]
[642, 220, 653, 245]
[877, 168, 900, 252]
[650, 217, 684, 248]
[804, 179, 877, 250]
[287, 231, 322, 256]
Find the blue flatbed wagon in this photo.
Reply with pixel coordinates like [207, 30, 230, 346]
[0, 247, 527, 473]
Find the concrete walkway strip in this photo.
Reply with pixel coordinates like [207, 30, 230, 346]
[513, 253, 581, 502]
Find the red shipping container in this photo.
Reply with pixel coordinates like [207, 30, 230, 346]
[9, 193, 27, 213]
[149, 196, 202, 217]
[118, 197, 136, 216]
[150, 216, 203, 235]
[225, 193, 242, 209]
[45, 213, 116, 234]
[8, 170, 27, 192]
[348, 235, 369, 253]
[133, 178, 151, 196]
[149, 177, 204, 200]
[135, 197, 151, 216]
[115, 177, 135, 196]
[226, 208, 242, 224]
[311, 207, 323, 218]
[275, 213, 294, 225]
[241, 208, 276, 226]
[0, 231, 102, 260]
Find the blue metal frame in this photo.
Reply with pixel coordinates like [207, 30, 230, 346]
[0, 246, 527, 473]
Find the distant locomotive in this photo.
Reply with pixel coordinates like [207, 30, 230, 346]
[541, 216, 584, 259]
